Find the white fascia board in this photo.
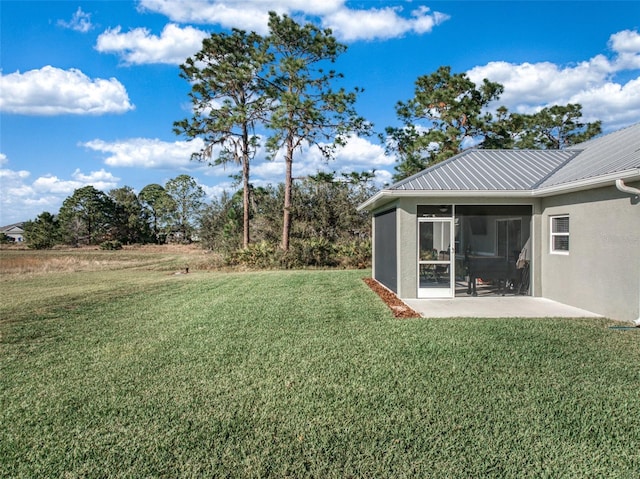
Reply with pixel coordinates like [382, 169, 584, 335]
[533, 169, 640, 197]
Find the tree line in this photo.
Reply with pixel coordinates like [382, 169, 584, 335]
[22, 171, 375, 268]
[23, 174, 205, 250]
[201, 171, 374, 268]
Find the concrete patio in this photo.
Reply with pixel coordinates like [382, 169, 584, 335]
[403, 296, 604, 319]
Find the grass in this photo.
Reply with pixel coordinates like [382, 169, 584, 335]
[1, 250, 639, 477]
[0, 244, 212, 275]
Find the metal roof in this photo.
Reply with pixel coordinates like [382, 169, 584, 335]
[359, 123, 640, 211]
[391, 149, 580, 191]
[539, 122, 640, 188]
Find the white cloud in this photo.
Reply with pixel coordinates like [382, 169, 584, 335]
[96, 24, 208, 65]
[466, 29, 640, 129]
[0, 66, 134, 115]
[0, 158, 32, 222]
[82, 137, 207, 169]
[249, 135, 393, 185]
[333, 135, 394, 168]
[31, 169, 120, 195]
[0, 153, 122, 224]
[567, 77, 640, 129]
[251, 157, 286, 181]
[71, 169, 121, 190]
[138, 0, 345, 33]
[58, 7, 94, 33]
[31, 175, 81, 195]
[200, 181, 236, 200]
[0, 167, 30, 182]
[137, 0, 449, 42]
[467, 59, 611, 111]
[323, 5, 449, 42]
[609, 30, 640, 71]
[609, 29, 640, 54]
[373, 168, 393, 187]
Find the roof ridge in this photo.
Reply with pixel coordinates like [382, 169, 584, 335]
[531, 149, 583, 189]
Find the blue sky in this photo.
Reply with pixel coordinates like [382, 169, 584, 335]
[1, 1, 639, 225]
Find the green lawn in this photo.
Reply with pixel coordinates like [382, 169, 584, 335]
[1, 262, 639, 477]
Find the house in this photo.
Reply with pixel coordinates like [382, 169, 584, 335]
[359, 123, 640, 325]
[1, 222, 25, 242]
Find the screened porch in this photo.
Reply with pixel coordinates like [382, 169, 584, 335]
[417, 205, 532, 297]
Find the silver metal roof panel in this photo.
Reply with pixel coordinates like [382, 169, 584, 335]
[539, 123, 640, 187]
[391, 149, 579, 191]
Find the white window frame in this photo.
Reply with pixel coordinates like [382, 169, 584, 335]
[550, 215, 569, 255]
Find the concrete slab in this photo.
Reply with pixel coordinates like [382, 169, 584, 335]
[402, 296, 604, 319]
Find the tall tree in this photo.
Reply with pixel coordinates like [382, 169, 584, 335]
[58, 186, 115, 246]
[165, 175, 205, 243]
[23, 211, 60, 249]
[388, 67, 602, 180]
[480, 106, 527, 150]
[514, 104, 602, 149]
[139, 184, 174, 244]
[174, 29, 270, 249]
[386, 66, 503, 180]
[109, 186, 149, 244]
[265, 12, 370, 251]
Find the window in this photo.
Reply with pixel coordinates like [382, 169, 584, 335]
[550, 215, 569, 253]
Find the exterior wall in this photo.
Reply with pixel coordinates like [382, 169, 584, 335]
[397, 199, 418, 298]
[371, 199, 418, 298]
[531, 202, 543, 297]
[368, 186, 640, 323]
[540, 182, 640, 322]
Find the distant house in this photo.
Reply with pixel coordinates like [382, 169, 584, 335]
[359, 123, 640, 325]
[1, 222, 25, 242]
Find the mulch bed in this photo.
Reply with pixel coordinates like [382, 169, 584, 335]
[363, 277, 421, 318]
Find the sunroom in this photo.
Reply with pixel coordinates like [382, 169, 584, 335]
[369, 197, 536, 300]
[416, 204, 532, 298]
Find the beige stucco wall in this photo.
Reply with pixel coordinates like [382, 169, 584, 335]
[396, 199, 418, 298]
[540, 182, 640, 323]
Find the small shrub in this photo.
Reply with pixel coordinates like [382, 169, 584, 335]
[227, 241, 278, 268]
[222, 238, 370, 269]
[27, 239, 55, 250]
[281, 238, 337, 268]
[100, 240, 123, 250]
[336, 239, 371, 269]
